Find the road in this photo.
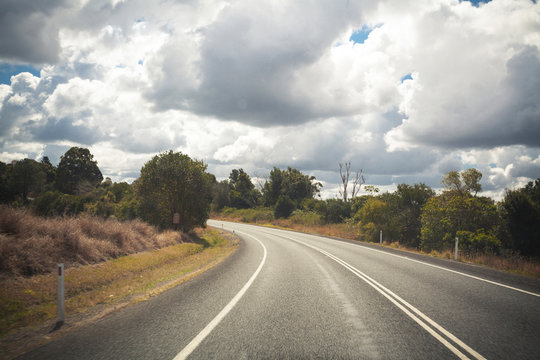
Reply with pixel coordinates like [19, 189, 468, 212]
[16, 220, 540, 359]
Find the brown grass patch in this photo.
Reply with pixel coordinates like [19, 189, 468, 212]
[0, 205, 183, 277]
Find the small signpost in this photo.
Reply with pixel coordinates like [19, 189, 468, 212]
[57, 263, 64, 324]
[173, 213, 180, 230]
[454, 237, 459, 260]
[380, 230, 383, 246]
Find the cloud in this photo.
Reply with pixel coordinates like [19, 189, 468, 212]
[384, 0, 540, 151]
[0, 0, 69, 64]
[0, 0, 538, 202]
[146, 0, 377, 126]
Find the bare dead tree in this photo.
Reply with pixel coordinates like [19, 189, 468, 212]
[351, 168, 365, 199]
[339, 162, 350, 202]
[339, 162, 364, 202]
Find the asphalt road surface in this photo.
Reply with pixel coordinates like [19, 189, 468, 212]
[16, 220, 540, 359]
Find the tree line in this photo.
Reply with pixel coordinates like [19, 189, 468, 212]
[1, 148, 538, 257]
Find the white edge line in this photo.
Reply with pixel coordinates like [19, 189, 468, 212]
[249, 225, 540, 298]
[339, 239, 540, 298]
[173, 230, 267, 360]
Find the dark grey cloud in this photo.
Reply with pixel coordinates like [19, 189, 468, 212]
[24, 116, 104, 145]
[147, 0, 373, 127]
[405, 46, 540, 150]
[0, 0, 68, 64]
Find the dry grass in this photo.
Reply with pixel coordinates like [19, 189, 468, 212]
[0, 205, 185, 277]
[0, 227, 236, 359]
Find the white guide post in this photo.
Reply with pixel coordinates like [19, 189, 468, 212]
[454, 237, 459, 261]
[380, 230, 382, 246]
[57, 263, 65, 323]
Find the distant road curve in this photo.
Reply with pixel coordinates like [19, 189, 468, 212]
[17, 220, 540, 360]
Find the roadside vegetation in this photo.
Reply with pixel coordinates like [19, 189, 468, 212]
[1, 147, 539, 282]
[211, 167, 540, 278]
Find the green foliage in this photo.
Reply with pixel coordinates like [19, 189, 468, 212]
[500, 179, 540, 256]
[456, 230, 501, 255]
[274, 195, 296, 219]
[262, 167, 321, 208]
[10, 159, 46, 201]
[40, 156, 56, 185]
[316, 198, 351, 224]
[0, 161, 14, 203]
[289, 210, 322, 226]
[32, 191, 89, 216]
[221, 207, 274, 223]
[212, 180, 232, 211]
[354, 197, 400, 242]
[441, 168, 482, 196]
[56, 147, 103, 195]
[420, 192, 499, 252]
[135, 151, 213, 232]
[228, 169, 260, 208]
[391, 183, 435, 248]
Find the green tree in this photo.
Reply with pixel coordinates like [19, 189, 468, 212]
[212, 180, 232, 211]
[40, 156, 57, 185]
[274, 195, 296, 219]
[420, 192, 498, 252]
[354, 197, 399, 242]
[135, 151, 213, 231]
[500, 179, 540, 256]
[10, 159, 46, 201]
[442, 168, 482, 196]
[56, 147, 103, 194]
[262, 167, 321, 208]
[0, 161, 14, 203]
[229, 169, 259, 208]
[316, 198, 351, 224]
[392, 183, 435, 248]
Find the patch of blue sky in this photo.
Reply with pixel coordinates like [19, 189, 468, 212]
[138, 59, 144, 65]
[349, 24, 382, 45]
[400, 73, 413, 83]
[0, 63, 40, 85]
[460, 0, 492, 7]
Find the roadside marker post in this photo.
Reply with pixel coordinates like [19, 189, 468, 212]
[380, 230, 382, 246]
[454, 237, 459, 260]
[57, 263, 65, 324]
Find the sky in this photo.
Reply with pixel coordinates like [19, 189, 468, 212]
[0, 0, 539, 200]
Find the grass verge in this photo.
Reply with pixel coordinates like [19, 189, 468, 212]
[0, 227, 237, 360]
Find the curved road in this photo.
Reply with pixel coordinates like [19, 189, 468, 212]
[17, 220, 540, 359]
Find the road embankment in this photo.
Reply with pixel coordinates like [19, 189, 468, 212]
[0, 227, 237, 360]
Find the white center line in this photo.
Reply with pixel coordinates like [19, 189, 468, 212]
[280, 234, 486, 360]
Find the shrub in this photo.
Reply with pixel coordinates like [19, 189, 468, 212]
[274, 195, 295, 219]
[457, 230, 501, 256]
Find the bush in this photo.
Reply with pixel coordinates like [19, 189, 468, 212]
[316, 199, 351, 224]
[274, 195, 296, 219]
[32, 191, 88, 217]
[289, 210, 322, 226]
[457, 230, 501, 256]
